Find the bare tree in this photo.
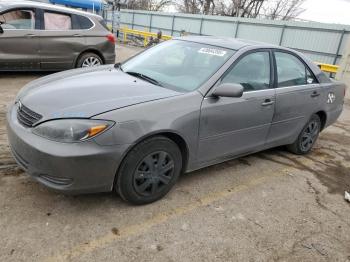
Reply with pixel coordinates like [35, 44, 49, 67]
[177, 0, 215, 14]
[177, 0, 200, 14]
[213, 0, 266, 18]
[178, 0, 305, 20]
[127, 0, 172, 11]
[263, 0, 305, 20]
[124, 0, 305, 20]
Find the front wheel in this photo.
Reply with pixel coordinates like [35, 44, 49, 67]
[116, 136, 182, 205]
[287, 114, 321, 155]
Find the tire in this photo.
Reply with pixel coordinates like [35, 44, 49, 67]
[116, 136, 182, 205]
[287, 114, 321, 155]
[76, 52, 103, 68]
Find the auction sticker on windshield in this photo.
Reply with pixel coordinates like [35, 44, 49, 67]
[198, 48, 227, 56]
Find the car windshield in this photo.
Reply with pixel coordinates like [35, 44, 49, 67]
[121, 40, 235, 92]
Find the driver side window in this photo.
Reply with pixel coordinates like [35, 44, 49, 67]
[0, 9, 35, 30]
[221, 51, 271, 92]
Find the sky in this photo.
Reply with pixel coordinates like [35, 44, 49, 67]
[298, 0, 350, 25]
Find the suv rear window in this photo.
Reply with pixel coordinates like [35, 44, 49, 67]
[72, 15, 93, 30]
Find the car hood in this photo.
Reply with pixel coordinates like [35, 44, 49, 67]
[17, 65, 181, 122]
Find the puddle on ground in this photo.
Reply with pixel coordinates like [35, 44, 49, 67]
[256, 133, 350, 196]
[320, 132, 350, 145]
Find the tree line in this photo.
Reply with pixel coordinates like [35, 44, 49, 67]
[123, 0, 306, 21]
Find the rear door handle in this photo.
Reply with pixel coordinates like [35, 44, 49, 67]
[311, 91, 320, 98]
[73, 34, 83, 37]
[261, 99, 274, 106]
[25, 34, 36, 38]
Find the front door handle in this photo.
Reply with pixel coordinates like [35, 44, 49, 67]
[73, 34, 83, 37]
[25, 34, 36, 38]
[261, 99, 274, 106]
[311, 91, 320, 98]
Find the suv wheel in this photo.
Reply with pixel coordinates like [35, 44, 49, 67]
[77, 53, 103, 68]
[116, 136, 182, 205]
[287, 114, 321, 155]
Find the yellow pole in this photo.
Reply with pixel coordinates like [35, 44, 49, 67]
[123, 28, 127, 43]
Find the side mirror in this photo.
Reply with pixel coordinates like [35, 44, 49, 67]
[212, 83, 244, 98]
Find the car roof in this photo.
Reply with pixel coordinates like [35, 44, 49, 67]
[0, 0, 101, 18]
[176, 35, 286, 51]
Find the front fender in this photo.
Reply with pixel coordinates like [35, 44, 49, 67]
[92, 92, 203, 169]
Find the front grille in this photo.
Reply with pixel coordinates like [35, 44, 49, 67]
[17, 102, 42, 127]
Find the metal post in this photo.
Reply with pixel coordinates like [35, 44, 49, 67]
[199, 17, 203, 35]
[116, 0, 120, 38]
[149, 14, 153, 32]
[279, 25, 286, 46]
[333, 29, 346, 65]
[234, 21, 240, 38]
[171, 15, 175, 36]
[111, 4, 115, 33]
[131, 12, 135, 29]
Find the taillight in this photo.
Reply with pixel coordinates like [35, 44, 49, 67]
[106, 34, 116, 44]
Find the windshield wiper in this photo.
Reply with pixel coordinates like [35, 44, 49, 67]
[125, 71, 163, 87]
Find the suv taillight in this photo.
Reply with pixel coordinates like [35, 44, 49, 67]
[106, 34, 116, 44]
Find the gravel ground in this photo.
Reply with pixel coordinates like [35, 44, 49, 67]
[0, 44, 350, 262]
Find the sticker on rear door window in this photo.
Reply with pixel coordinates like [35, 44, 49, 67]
[198, 48, 227, 57]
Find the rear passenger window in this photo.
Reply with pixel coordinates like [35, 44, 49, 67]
[275, 52, 317, 88]
[221, 51, 271, 92]
[44, 11, 71, 30]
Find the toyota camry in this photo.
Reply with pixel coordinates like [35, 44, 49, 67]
[7, 36, 346, 204]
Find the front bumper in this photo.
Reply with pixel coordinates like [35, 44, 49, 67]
[6, 104, 129, 194]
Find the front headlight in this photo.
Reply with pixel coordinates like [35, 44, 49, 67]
[33, 119, 114, 143]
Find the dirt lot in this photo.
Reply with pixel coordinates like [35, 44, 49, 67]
[1, 44, 350, 262]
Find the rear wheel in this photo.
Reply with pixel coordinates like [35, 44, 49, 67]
[287, 114, 321, 155]
[76, 52, 103, 68]
[116, 136, 182, 205]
